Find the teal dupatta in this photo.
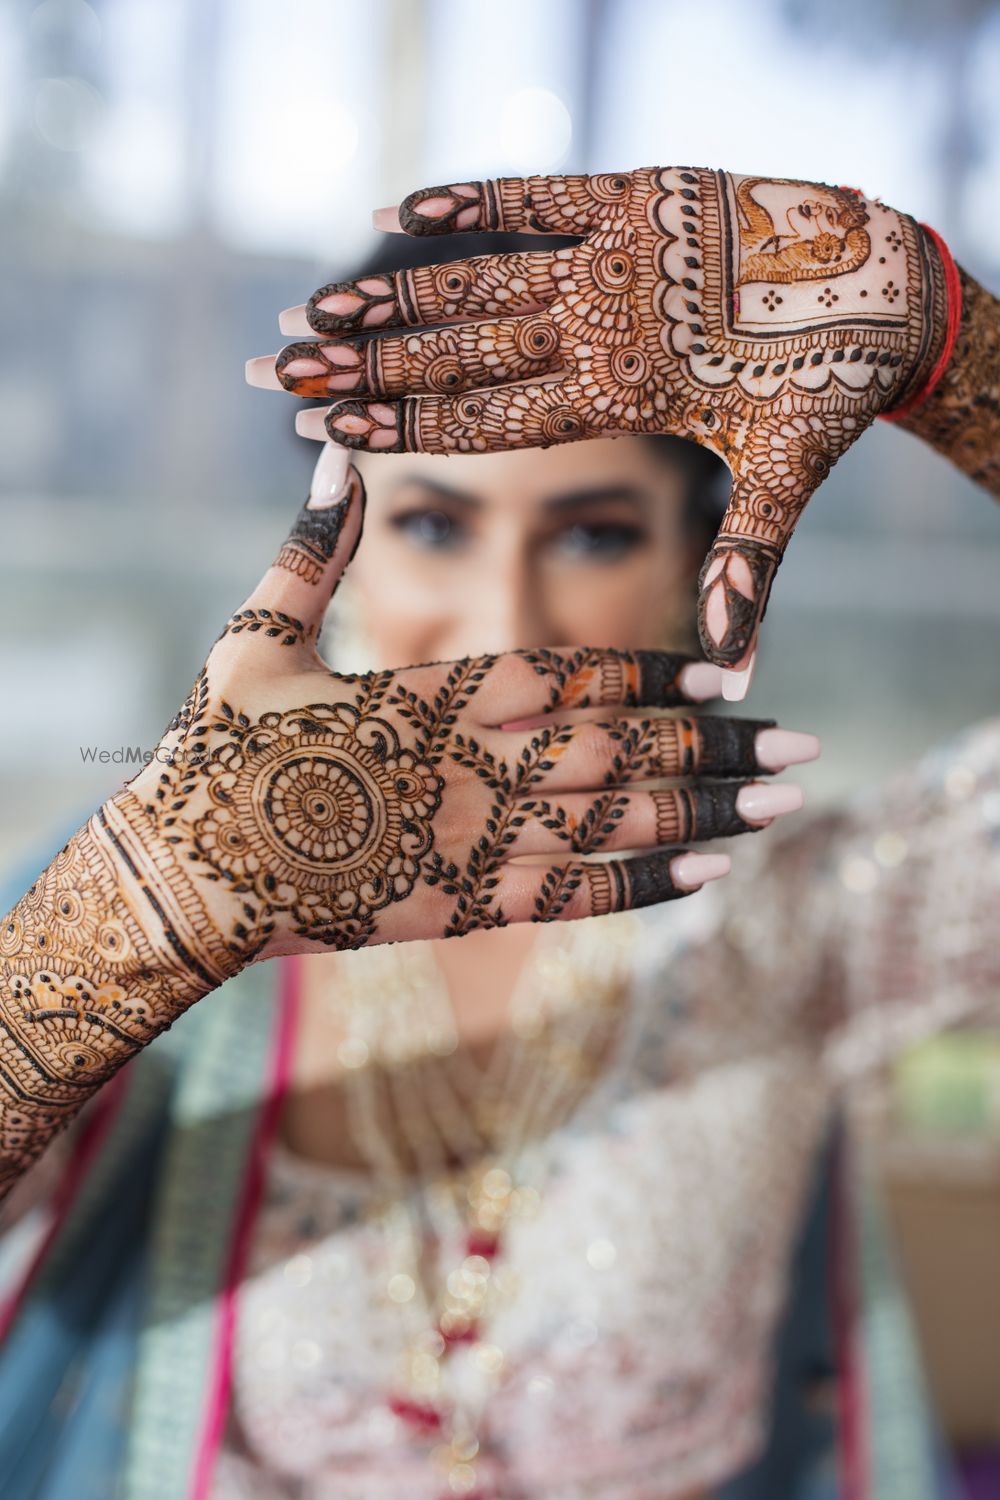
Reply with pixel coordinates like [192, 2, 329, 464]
[0, 960, 284, 1500]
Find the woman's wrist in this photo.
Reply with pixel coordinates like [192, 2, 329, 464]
[0, 788, 235, 1194]
[892, 252, 1000, 495]
[881, 219, 951, 416]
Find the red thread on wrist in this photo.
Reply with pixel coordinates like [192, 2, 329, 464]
[880, 223, 962, 423]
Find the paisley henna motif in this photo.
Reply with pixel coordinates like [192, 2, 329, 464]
[290, 167, 951, 664]
[305, 251, 561, 336]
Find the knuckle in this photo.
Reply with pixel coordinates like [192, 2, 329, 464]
[578, 717, 626, 780]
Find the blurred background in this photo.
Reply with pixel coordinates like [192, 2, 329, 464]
[2, 0, 1000, 1474]
[2, 0, 1000, 849]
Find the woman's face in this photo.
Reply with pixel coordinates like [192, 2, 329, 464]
[348, 437, 702, 668]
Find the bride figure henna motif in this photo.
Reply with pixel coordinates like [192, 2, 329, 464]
[735, 178, 872, 285]
[268, 167, 972, 666]
[0, 456, 812, 1192]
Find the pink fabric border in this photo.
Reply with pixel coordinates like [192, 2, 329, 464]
[830, 1139, 871, 1500]
[189, 957, 302, 1500]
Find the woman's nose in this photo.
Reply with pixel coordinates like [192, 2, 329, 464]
[467, 551, 550, 654]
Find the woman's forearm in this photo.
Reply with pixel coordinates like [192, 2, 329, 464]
[898, 263, 1000, 496]
[0, 786, 235, 1196]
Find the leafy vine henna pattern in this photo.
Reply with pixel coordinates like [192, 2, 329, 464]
[0, 455, 816, 1192]
[272, 168, 956, 665]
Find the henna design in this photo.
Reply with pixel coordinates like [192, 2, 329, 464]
[305, 251, 560, 336]
[735, 179, 871, 285]
[426, 720, 576, 937]
[0, 634, 772, 1190]
[0, 799, 235, 1192]
[593, 714, 773, 783]
[517, 645, 697, 710]
[275, 495, 352, 584]
[651, 785, 747, 844]
[152, 700, 444, 949]
[698, 544, 780, 662]
[534, 851, 691, 925]
[277, 314, 565, 402]
[620, 850, 690, 909]
[296, 167, 951, 663]
[218, 608, 309, 648]
[898, 267, 1000, 497]
[166, 665, 209, 736]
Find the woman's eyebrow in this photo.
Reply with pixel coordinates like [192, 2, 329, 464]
[543, 485, 647, 513]
[389, 476, 483, 510]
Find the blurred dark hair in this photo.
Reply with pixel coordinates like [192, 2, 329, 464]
[347, 231, 729, 550]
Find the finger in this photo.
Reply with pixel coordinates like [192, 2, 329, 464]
[294, 250, 561, 337]
[308, 380, 595, 454]
[508, 781, 805, 857]
[232, 444, 365, 643]
[273, 315, 564, 401]
[697, 413, 874, 666]
[484, 849, 732, 925]
[468, 648, 724, 724]
[494, 716, 818, 794]
[397, 174, 632, 237]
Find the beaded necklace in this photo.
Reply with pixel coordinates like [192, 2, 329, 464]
[326, 915, 638, 1499]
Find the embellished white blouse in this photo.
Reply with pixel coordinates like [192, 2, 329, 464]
[206, 721, 1000, 1499]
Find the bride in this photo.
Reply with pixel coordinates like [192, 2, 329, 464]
[0, 160, 995, 1500]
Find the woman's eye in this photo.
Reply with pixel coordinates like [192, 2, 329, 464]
[552, 522, 646, 562]
[389, 508, 467, 552]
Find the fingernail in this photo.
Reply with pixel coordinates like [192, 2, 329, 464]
[670, 852, 731, 892]
[755, 729, 821, 771]
[736, 782, 804, 825]
[678, 661, 724, 702]
[295, 408, 331, 441]
[722, 650, 756, 703]
[279, 303, 309, 335]
[244, 355, 284, 391]
[308, 442, 350, 508]
[372, 205, 402, 232]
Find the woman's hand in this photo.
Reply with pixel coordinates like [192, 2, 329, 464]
[0, 443, 818, 1188]
[257, 167, 949, 668]
[130, 447, 816, 955]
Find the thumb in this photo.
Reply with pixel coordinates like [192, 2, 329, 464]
[696, 449, 814, 668]
[696, 411, 871, 668]
[696, 510, 780, 671]
[237, 443, 366, 649]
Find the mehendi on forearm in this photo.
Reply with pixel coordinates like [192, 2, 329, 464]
[896, 265, 1000, 497]
[0, 796, 236, 1194]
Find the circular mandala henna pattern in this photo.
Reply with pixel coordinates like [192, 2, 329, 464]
[192, 704, 442, 929]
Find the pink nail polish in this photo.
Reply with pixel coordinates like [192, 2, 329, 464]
[307, 443, 350, 508]
[294, 409, 331, 441]
[244, 356, 284, 391]
[722, 649, 756, 703]
[736, 782, 804, 824]
[755, 729, 821, 771]
[278, 304, 310, 336]
[670, 852, 731, 892]
[372, 205, 403, 232]
[679, 661, 724, 702]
